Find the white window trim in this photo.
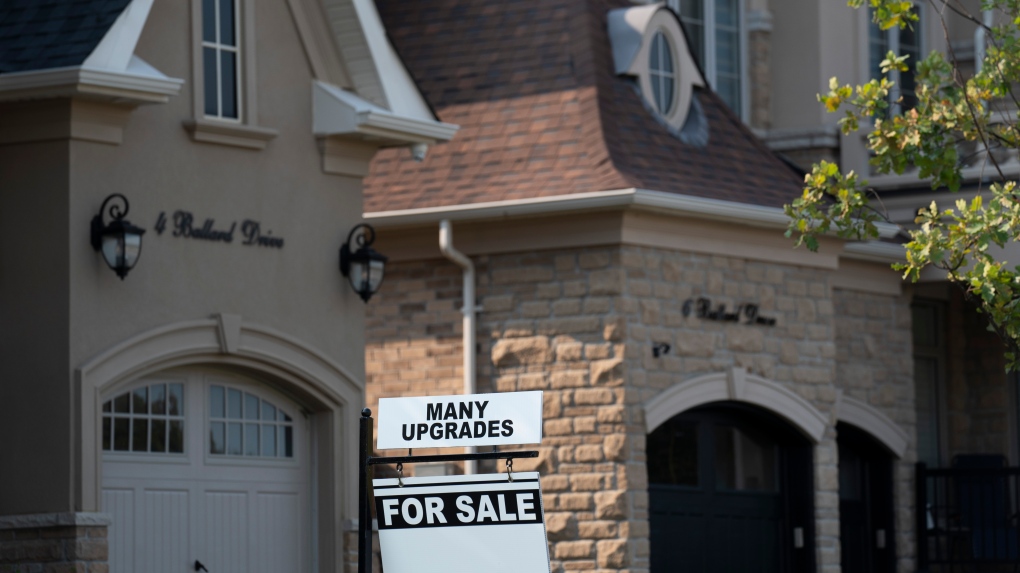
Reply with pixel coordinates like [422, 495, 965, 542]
[201, 0, 243, 122]
[185, 0, 278, 149]
[665, 0, 749, 120]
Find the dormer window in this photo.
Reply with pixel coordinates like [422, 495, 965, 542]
[608, 5, 706, 135]
[649, 32, 676, 115]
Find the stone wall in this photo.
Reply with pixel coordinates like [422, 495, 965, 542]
[366, 243, 920, 573]
[0, 513, 109, 573]
[832, 288, 916, 573]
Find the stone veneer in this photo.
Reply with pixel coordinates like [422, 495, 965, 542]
[0, 513, 109, 573]
[366, 244, 918, 573]
[833, 289, 916, 573]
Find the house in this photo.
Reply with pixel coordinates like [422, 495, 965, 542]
[0, 0, 454, 572]
[360, 1, 936, 572]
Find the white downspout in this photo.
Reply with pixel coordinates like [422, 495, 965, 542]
[439, 220, 478, 474]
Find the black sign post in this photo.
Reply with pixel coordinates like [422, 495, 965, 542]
[357, 408, 538, 573]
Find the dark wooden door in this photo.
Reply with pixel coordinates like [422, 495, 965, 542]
[647, 403, 815, 573]
[837, 422, 896, 573]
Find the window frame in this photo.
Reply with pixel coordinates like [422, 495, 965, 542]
[666, 0, 749, 120]
[912, 300, 947, 468]
[186, 0, 278, 149]
[201, 0, 243, 122]
[864, 3, 924, 116]
[649, 31, 678, 115]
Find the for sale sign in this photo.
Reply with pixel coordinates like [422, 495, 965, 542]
[376, 391, 543, 450]
[373, 472, 550, 573]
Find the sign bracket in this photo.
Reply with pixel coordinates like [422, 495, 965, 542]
[359, 408, 538, 573]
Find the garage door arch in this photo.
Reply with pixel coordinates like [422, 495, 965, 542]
[77, 315, 362, 573]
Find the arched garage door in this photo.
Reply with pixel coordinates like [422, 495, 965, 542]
[101, 369, 311, 573]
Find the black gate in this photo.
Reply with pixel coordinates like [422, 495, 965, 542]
[916, 456, 1020, 572]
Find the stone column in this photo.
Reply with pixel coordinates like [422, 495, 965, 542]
[0, 512, 110, 573]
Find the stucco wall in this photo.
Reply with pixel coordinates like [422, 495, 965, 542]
[0, 0, 371, 517]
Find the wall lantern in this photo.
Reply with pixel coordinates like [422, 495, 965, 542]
[339, 223, 388, 302]
[90, 193, 146, 280]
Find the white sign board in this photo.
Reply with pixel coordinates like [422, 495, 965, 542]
[376, 391, 542, 450]
[374, 473, 550, 573]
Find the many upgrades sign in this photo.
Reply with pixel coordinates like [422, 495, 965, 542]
[374, 473, 550, 573]
[376, 391, 543, 449]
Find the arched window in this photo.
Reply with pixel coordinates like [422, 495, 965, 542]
[102, 382, 185, 453]
[208, 384, 294, 458]
[649, 31, 676, 115]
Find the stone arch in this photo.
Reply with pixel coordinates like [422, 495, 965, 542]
[834, 392, 909, 458]
[643, 366, 828, 442]
[75, 314, 363, 524]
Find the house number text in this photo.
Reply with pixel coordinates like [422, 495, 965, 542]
[682, 297, 777, 326]
[154, 211, 284, 248]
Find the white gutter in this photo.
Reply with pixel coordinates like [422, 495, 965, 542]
[842, 241, 907, 263]
[366, 188, 902, 239]
[438, 220, 478, 474]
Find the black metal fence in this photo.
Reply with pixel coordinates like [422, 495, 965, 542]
[917, 459, 1020, 572]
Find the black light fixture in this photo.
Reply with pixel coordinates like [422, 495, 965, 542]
[339, 223, 387, 302]
[90, 193, 146, 280]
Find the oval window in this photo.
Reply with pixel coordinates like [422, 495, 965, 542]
[649, 31, 676, 115]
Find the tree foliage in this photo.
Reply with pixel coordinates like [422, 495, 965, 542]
[785, 0, 1020, 367]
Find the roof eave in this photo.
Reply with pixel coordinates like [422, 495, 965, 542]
[0, 65, 183, 105]
[365, 187, 901, 239]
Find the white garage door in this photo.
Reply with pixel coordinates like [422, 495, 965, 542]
[101, 370, 311, 573]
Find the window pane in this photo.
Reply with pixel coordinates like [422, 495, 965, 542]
[716, 76, 740, 115]
[114, 418, 130, 451]
[262, 401, 276, 421]
[915, 357, 941, 466]
[210, 422, 225, 454]
[716, 30, 739, 75]
[686, 24, 705, 67]
[103, 417, 112, 450]
[244, 394, 259, 420]
[132, 419, 148, 452]
[219, 0, 236, 46]
[663, 74, 675, 114]
[203, 47, 219, 116]
[169, 420, 184, 453]
[168, 384, 184, 416]
[202, 0, 216, 42]
[715, 426, 777, 491]
[132, 387, 147, 414]
[210, 385, 225, 418]
[284, 426, 293, 457]
[651, 75, 662, 111]
[262, 425, 277, 457]
[715, 0, 738, 27]
[227, 388, 242, 419]
[244, 423, 259, 456]
[103, 400, 112, 413]
[228, 422, 243, 455]
[150, 384, 166, 415]
[680, 0, 702, 21]
[282, 412, 291, 423]
[151, 419, 166, 453]
[220, 51, 238, 119]
[650, 34, 661, 69]
[114, 393, 130, 413]
[647, 419, 698, 486]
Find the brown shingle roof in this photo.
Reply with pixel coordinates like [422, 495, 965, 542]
[364, 0, 803, 214]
